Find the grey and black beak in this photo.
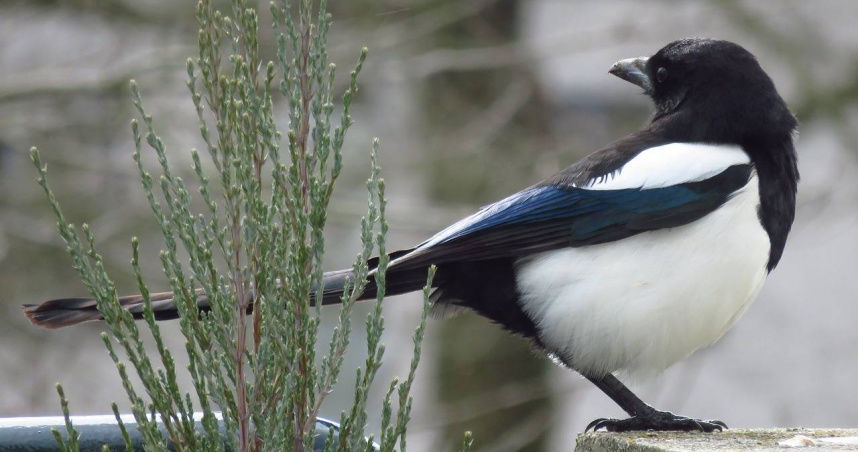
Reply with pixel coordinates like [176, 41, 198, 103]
[609, 57, 652, 94]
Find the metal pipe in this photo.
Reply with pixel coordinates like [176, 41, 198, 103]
[0, 414, 346, 451]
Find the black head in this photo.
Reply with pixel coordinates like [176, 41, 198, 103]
[610, 38, 797, 146]
[610, 39, 799, 271]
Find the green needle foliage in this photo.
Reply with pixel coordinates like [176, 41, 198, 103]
[51, 384, 80, 452]
[31, 0, 439, 450]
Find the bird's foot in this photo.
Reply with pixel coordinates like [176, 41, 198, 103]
[585, 410, 727, 433]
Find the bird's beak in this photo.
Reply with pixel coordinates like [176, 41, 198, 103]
[609, 57, 652, 94]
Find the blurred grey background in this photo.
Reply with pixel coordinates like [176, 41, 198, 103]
[2, 0, 857, 450]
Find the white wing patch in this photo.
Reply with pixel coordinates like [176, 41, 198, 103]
[581, 142, 750, 190]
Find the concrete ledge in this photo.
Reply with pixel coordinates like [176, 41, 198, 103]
[576, 428, 858, 451]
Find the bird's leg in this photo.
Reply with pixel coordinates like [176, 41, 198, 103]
[584, 373, 727, 433]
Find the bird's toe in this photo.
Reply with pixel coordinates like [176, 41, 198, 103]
[584, 411, 727, 433]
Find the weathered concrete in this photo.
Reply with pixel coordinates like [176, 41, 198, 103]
[576, 428, 858, 451]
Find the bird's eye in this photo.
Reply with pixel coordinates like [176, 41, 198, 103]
[656, 67, 668, 83]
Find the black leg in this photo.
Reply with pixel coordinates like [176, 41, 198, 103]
[584, 373, 727, 433]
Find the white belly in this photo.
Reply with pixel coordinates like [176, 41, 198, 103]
[515, 175, 770, 377]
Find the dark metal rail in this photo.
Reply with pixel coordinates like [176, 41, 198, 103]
[0, 413, 345, 451]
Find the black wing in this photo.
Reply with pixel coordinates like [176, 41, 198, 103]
[388, 164, 754, 271]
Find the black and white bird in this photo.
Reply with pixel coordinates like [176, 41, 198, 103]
[25, 38, 798, 432]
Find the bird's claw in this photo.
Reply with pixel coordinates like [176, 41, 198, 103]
[585, 418, 609, 433]
[708, 419, 728, 429]
[584, 411, 727, 433]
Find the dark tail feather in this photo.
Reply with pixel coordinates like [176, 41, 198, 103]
[24, 250, 436, 329]
[319, 248, 434, 304]
[23, 290, 207, 329]
[319, 266, 437, 305]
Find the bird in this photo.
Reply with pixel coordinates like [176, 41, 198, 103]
[24, 38, 798, 433]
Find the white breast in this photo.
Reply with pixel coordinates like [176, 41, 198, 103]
[515, 174, 769, 378]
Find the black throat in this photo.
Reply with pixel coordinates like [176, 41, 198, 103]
[742, 135, 799, 271]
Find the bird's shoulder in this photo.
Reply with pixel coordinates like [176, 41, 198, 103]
[544, 129, 670, 189]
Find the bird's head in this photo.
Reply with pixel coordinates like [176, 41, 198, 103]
[610, 38, 797, 145]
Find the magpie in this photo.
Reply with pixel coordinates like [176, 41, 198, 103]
[25, 38, 799, 432]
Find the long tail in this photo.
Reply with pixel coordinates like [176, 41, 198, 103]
[24, 251, 435, 329]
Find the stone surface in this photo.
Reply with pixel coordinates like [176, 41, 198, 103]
[576, 429, 858, 452]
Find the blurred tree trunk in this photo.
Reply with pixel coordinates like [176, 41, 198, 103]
[417, 1, 554, 450]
